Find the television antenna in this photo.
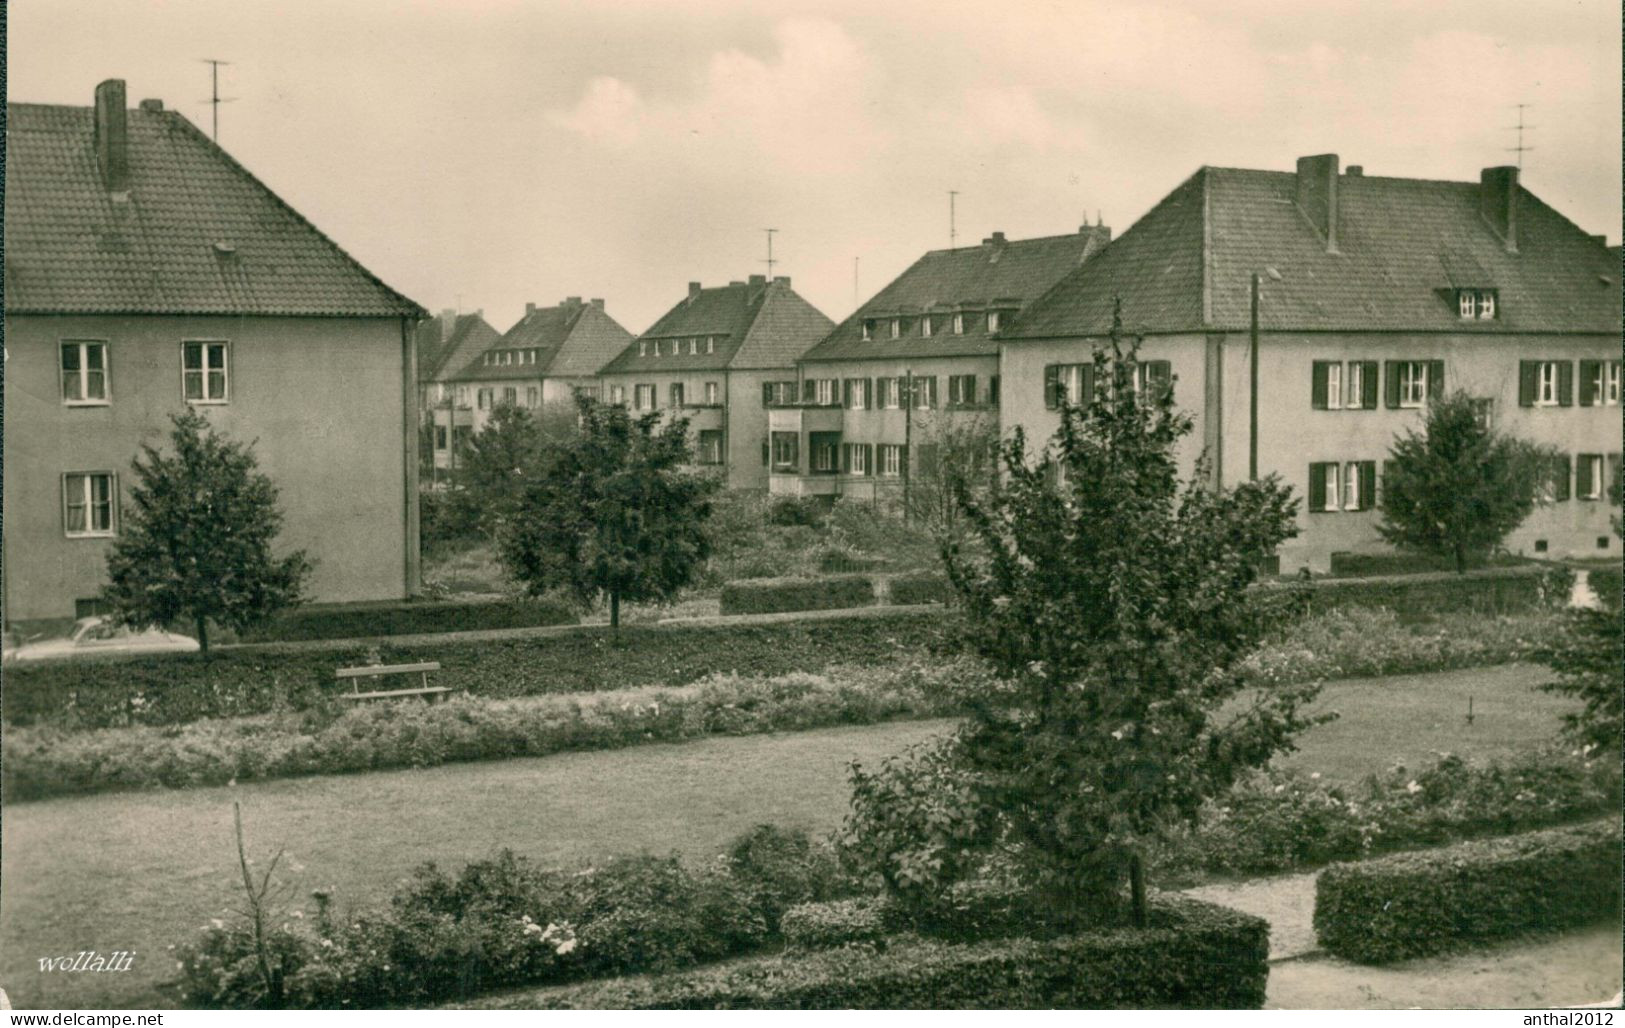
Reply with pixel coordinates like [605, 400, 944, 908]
[762, 228, 778, 280]
[1506, 103, 1535, 171]
[949, 190, 959, 249]
[199, 58, 236, 142]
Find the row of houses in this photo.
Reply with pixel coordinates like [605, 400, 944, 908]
[5, 80, 1619, 625]
[422, 156, 1620, 574]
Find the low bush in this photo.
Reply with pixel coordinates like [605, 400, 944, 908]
[887, 573, 953, 606]
[781, 898, 892, 951]
[1587, 566, 1622, 609]
[719, 576, 876, 616]
[1313, 819, 1622, 964]
[471, 896, 1268, 1010]
[2, 608, 946, 730]
[1152, 747, 1621, 882]
[1327, 551, 1526, 577]
[238, 597, 577, 643]
[1265, 565, 1572, 618]
[4, 658, 980, 801]
[767, 496, 827, 528]
[725, 825, 853, 930]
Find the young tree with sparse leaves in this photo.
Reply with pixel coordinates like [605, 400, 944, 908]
[848, 302, 1319, 930]
[100, 410, 311, 652]
[1377, 391, 1554, 573]
[497, 395, 717, 630]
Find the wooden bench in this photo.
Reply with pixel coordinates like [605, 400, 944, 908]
[335, 661, 450, 703]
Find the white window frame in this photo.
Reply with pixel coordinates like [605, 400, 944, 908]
[880, 444, 902, 477]
[1325, 362, 1343, 410]
[987, 310, 1002, 332]
[1060, 365, 1088, 405]
[1582, 454, 1605, 499]
[1345, 361, 1364, 409]
[1342, 462, 1361, 511]
[890, 319, 901, 340]
[815, 379, 837, 406]
[704, 381, 719, 405]
[1399, 361, 1428, 408]
[1536, 361, 1561, 406]
[182, 340, 230, 404]
[862, 321, 873, 341]
[61, 340, 111, 405]
[952, 312, 964, 335]
[846, 444, 871, 476]
[1459, 291, 1476, 319]
[609, 385, 626, 405]
[1606, 362, 1621, 406]
[1477, 291, 1495, 319]
[921, 316, 933, 338]
[639, 341, 648, 357]
[848, 379, 869, 410]
[63, 471, 116, 538]
[707, 337, 716, 353]
[880, 378, 901, 410]
[1323, 463, 1341, 512]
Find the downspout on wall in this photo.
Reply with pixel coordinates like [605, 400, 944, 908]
[402, 316, 422, 597]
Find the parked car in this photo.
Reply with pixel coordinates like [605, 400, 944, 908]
[1, 617, 200, 664]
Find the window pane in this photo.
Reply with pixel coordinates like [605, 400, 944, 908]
[91, 475, 113, 530]
[184, 342, 203, 369]
[86, 369, 106, 400]
[61, 343, 81, 372]
[184, 371, 203, 400]
[86, 344, 104, 372]
[65, 475, 87, 532]
[208, 371, 226, 399]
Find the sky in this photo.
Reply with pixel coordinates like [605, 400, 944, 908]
[8, 0, 1621, 334]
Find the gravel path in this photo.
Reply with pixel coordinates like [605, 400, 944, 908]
[1183, 870, 1322, 960]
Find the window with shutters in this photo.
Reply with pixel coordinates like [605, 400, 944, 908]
[1536, 362, 1562, 406]
[911, 376, 938, 410]
[879, 444, 904, 477]
[1539, 454, 1572, 503]
[502, 386, 518, 406]
[704, 381, 720, 405]
[182, 340, 230, 403]
[61, 340, 110, 404]
[843, 443, 872, 476]
[1044, 364, 1092, 409]
[809, 433, 841, 474]
[609, 385, 626, 405]
[63, 471, 117, 537]
[1471, 398, 1495, 432]
[844, 378, 870, 410]
[1578, 454, 1604, 500]
[1308, 462, 1340, 512]
[1586, 360, 1623, 406]
[634, 384, 656, 410]
[989, 375, 1000, 407]
[948, 375, 977, 407]
[813, 379, 838, 406]
[1345, 361, 1368, 409]
[697, 430, 724, 465]
[770, 432, 799, 471]
[669, 383, 684, 407]
[1341, 462, 1376, 511]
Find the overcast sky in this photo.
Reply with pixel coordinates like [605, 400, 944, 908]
[9, 0, 1621, 334]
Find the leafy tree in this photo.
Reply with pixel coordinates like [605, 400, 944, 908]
[903, 412, 1000, 548]
[1539, 605, 1624, 754]
[100, 410, 311, 651]
[851, 303, 1318, 929]
[496, 395, 717, 629]
[1377, 392, 1554, 573]
[453, 403, 550, 538]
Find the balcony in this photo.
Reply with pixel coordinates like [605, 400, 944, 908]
[767, 405, 843, 433]
[769, 473, 897, 500]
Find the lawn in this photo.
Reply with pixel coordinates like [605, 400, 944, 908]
[0, 664, 1577, 1009]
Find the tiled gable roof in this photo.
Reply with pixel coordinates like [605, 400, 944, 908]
[599, 279, 832, 374]
[449, 300, 633, 382]
[5, 99, 423, 317]
[799, 227, 1110, 362]
[1008, 163, 1621, 339]
[418, 312, 501, 383]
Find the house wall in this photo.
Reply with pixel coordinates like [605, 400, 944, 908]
[3, 314, 413, 625]
[595, 367, 744, 482]
[1001, 330, 1621, 572]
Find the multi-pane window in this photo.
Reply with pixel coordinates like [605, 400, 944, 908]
[670, 383, 685, 408]
[634, 384, 656, 410]
[1610, 363, 1622, 405]
[697, 430, 724, 465]
[762, 381, 797, 407]
[688, 338, 699, 356]
[526, 386, 540, 407]
[844, 378, 870, 410]
[706, 337, 715, 354]
[61, 341, 109, 403]
[812, 379, 838, 406]
[770, 432, 799, 471]
[1134, 361, 1173, 401]
[1313, 360, 1377, 409]
[1520, 360, 1573, 408]
[1044, 364, 1092, 409]
[1398, 362, 1429, 408]
[879, 378, 903, 409]
[609, 385, 626, 405]
[1539, 454, 1573, 503]
[921, 316, 933, 338]
[502, 387, 517, 406]
[704, 381, 720, 405]
[183, 341, 229, 402]
[889, 319, 901, 340]
[1308, 461, 1374, 513]
[1457, 289, 1497, 320]
[843, 443, 873, 476]
[952, 313, 964, 335]
[987, 311, 1002, 332]
[879, 444, 904, 477]
[1537, 363, 1560, 405]
[948, 375, 978, 407]
[809, 433, 841, 473]
[477, 388, 493, 410]
[63, 472, 116, 537]
[910, 376, 938, 410]
[862, 321, 874, 341]
[1471, 398, 1495, 432]
[1579, 360, 1622, 406]
[639, 341, 648, 357]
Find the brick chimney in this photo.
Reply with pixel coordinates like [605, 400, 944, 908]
[94, 79, 130, 193]
[983, 231, 1007, 248]
[688, 281, 702, 303]
[139, 98, 164, 113]
[525, 302, 537, 315]
[439, 308, 457, 342]
[748, 275, 765, 286]
[1296, 154, 1340, 253]
[775, 276, 791, 289]
[1481, 166, 1519, 253]
[589, 298, 604, 310]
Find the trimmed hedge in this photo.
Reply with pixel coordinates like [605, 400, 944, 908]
[237, 597, 577, 643]
[469, 897, 1268, 1009]
[1313, 819, 1622, 964]
[720, 576, 876, 616]
[781, 898, 892, 951]
[1265, 565, 1570, 618]
[1327, 552, 1526, 577]
[1587, 566, 1622, 609]
[888, 573, 954, 606]
[1, 609, 945, 730]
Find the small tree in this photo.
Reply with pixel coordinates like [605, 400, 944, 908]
[904, 412, 1000, 548]
[453, 403, 549, 538]
[497, 395, 717, 629]
[851, 303, 1319, 929]
[1377, 392, 1553, 572]
[100, 410, 311, 652]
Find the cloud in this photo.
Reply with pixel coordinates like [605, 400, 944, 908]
[960, 85, 1058, 151]
[547, 75, 644, 149]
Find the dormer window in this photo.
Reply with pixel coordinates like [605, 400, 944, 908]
[952, 312, 964, 335]
[688, 338, 698, 355]
[890, 319, 901, 339]
[922, 316, 933, 338]
[706, 337, 715, 354]
[987, 311, 1002, 332]
[1458, 289, 1497, 320]
[639, 341, 648, 357]
[862, 320, 873, 341]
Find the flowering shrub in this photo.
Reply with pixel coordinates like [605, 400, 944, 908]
[780, 897, 892, 950]
[1152, 746, 1620, 881]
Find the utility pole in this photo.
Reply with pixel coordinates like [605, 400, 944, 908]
[762, 228, 778, 280]
[853, 257, 860, 308]
[199, 59, 235, 142]
[1506, 103, 1535, 171]
[949, 191, 959, 249]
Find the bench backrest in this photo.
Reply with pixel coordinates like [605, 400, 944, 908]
[335, 661, 442, 680]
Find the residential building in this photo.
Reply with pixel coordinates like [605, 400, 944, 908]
[1001, 155, 1622, 571]
[3, 80, 427, 628]
[432, 297, 631, 466]
[417, 309, 500, 419]
[774, 225, 1110, 501]
[597, 276, 834, 489]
